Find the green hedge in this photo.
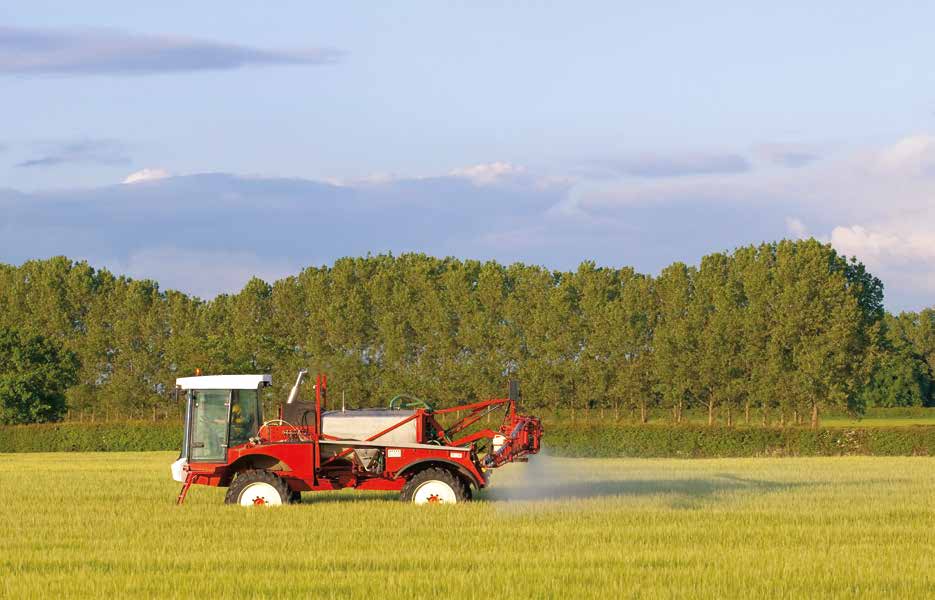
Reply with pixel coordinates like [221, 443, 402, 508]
[3, 422, 935, 457]
[861, 406, 935, 419]
[0, 422, 181, 453]
[545, 424, 935, 458]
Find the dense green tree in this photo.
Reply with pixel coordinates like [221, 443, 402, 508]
[0, 327, 79, 424]
[860, 351, 930, 407]
[0, 243, 909, 422]
[693, 252, 746, 425]
[574, 262, 619, 416]
[652, 263, 697, 423]
[607, 270, 657, 422]
[768, 240, 876, 427]
[732, 244, 775, 424]
[861, 312, 934, 408]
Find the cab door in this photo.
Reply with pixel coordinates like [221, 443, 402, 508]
[188, 390, 231, 462]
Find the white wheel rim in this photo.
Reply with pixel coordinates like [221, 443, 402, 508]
[238, 482, 283, 506]
[412, 480, 457, 504]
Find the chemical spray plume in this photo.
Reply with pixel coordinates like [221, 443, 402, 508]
[484, 451, 624, 503]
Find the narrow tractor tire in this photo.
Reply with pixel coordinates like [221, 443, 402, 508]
[224, 469, 291, 506]
[400, 467, 469, 505]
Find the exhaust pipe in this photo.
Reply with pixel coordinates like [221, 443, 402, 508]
[286, 369, 308, 404]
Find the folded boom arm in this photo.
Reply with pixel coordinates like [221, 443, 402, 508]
[437, 395, 542, 468]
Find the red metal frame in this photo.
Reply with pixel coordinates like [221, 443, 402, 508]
[177, 375, 542, 504]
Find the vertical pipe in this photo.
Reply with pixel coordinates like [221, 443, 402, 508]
[314, 374, 322, 470]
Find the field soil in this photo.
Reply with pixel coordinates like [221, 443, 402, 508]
[1, 453, 934, 598]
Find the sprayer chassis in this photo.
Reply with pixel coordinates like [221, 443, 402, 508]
[174, 376, 542, 504]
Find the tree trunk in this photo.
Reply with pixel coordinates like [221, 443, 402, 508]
[811, 404, 820, 429]
[793, 409, 799, 425]
[727, 405, 733, 427]
[762, 408, 767, 427]
[639, 401, 647, 424]
[779, 411, 785, 428]
[744, 402, 750, 425]
[707, 401, 714, 426]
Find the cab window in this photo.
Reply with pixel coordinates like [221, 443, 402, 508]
[229, 389, 260, 448]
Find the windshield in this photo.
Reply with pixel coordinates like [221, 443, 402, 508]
[190, 390, 229, 461]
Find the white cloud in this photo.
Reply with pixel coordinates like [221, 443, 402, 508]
[123, 168, 170, 184]
[351, 172, 405, 186]
[556, 134, 935, 308]
[785, 217, 809, 239]
[830, 225, 935, 264]
[874, 134, 935, 176]
[449, 162, 526, 185]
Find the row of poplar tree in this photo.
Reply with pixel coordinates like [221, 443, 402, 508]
[1, 239, 933, 426]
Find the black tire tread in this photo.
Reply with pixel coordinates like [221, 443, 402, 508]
[400, 467, 469, 504]
[224, 469, 291, 505]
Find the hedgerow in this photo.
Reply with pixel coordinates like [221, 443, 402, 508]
[0, 422, 181, 453]
[544, 424, 935, 457]
[2, 421, 935, 457]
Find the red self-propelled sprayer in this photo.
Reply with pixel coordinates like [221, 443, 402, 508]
[171, 371, 543, 505]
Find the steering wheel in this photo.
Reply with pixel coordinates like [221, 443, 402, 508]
[388, 394, 435, 412]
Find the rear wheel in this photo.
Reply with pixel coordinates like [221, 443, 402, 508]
[400, 467, 469, 505]
[225, 470, 290, 506]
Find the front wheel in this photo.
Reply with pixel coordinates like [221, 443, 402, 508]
[225, 470, 291, 506]
[400, 467, 469, 505]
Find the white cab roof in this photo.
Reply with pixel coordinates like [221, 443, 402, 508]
[175, 374, 271, 390]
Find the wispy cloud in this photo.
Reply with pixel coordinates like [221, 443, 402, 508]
[16, 139, 130, 168]
[754, 143, 821, 168]
[561, 134, 935, 309]
[585, 152, 751, 178]
[0, 26, 344, 76]
[3, 136, 935, 310]
[99, 247, 300, 299]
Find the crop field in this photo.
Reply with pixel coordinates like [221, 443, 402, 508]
[2, 453, 934, 599]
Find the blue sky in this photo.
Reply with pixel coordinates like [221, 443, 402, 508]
[2, 3, 935, 309]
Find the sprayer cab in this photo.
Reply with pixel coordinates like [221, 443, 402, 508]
[172, 371, 543, 506]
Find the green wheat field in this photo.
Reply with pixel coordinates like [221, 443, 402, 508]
[1, 452, 934, 599]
